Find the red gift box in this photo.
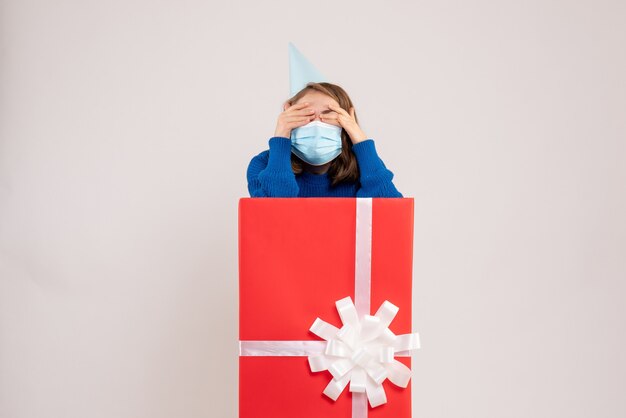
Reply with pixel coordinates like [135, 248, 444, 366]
[239, 198, 417, 418]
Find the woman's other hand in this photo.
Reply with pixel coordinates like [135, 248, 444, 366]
[321, 104, 368, 144]
[274, 102, 316, 138]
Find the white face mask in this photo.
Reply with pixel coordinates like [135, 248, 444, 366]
[290, 120, 343, 166]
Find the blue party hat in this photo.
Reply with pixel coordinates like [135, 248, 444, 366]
[289, 42, 327, 97]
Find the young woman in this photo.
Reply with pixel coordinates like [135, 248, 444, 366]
[247, 82, 403, 197]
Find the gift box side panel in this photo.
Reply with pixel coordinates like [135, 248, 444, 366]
[239, 357, 352, 418]
[239, 198, 416, 418]
[239, 198, 357, 340]
[371, 198, 414, 335]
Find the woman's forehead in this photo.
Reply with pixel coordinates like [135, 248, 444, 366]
[296, 91, 338, 107]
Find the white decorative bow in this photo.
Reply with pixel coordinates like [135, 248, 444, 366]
[308, 296, 421, 408]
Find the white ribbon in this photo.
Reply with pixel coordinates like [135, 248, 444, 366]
[239, 198, 420, 416]
[354, 198, 373, 318]
[308, 296, 420, 408]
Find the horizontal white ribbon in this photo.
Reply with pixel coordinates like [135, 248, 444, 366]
[239, 340, 326, 356]
[239, 340, 413, 357]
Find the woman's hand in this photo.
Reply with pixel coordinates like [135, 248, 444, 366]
[274, 102, 316, 138]
[320, 104, 368, 144]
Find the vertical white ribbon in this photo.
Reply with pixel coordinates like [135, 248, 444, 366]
[354, 198, 373, 318]
[353, 198, 373, 417]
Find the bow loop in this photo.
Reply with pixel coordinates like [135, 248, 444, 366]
[308, 297, 420, 408]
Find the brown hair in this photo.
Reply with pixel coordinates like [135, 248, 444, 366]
[286, 82, 360, 186]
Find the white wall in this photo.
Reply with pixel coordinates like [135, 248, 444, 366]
[1, 1, 625, 417]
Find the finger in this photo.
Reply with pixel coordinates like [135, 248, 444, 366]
[285, 112, 315, 120]
[288, 118, 316, 129]
[319, 113, 339, 122]
[286, 116, 314, 124]
[287, 107, 316, 116]
[287, 102, 312, 111]
[327, 103, 349, 116]
[319, 114, 341, 126]
[284, 116, 315, 125]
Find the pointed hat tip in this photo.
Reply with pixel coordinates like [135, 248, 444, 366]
[288, 42, 327, 96]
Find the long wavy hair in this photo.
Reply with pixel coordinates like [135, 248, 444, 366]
[286, 82, 360, 186]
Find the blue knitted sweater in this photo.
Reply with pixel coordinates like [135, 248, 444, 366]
[247, 137, 402, 197]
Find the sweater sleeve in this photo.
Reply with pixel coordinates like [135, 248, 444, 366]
[246, 137, 299, 197]
[352, 139, 403, 198]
